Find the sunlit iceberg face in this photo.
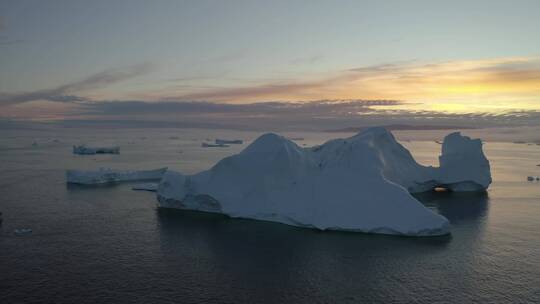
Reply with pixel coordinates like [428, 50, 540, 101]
[157, 128, 491, 236]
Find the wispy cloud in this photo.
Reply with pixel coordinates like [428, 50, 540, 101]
[161, 82, 329, 101]
[154, 57, 540, 111]
[0, 63, 154, 105]
[0, 16, 25, 46]
[79, 99, 401, 116]
[2, 57, 540, 126]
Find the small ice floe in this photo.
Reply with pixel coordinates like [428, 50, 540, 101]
[73, 145, 120, 155]
[202, 142, 229, 148]
[287, 137, 305, 141]
[215, 139, 243, 145]
[527, 176, 540, 182]
[132, 183, 158, 192]
[14, 228, 32, 236]
[66, 167, 167, 185]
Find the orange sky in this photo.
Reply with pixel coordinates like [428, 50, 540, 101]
[143, 56, 540, 114]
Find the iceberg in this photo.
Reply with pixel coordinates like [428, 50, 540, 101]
[73, 145, 120, 155]
[132, 183, 159, 192]
[66, 167, 167, 185]
[14, 228, 32, 236]
[358, 129, 492, 193]
[215, 139, 243, 144]
[201, 142, 229, 148]
[157, 128, 492, 236]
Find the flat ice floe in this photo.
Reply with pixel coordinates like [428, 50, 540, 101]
[73, 145, 120, 155]
[215, 139, 243, 144]
[66, 167, 167, 185]
[201, 142, 229, 148]
[157, 128, 492, 236]
[132, 183, 159, 192]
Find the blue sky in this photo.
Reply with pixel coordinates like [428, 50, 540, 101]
[0, 0, 539, 125]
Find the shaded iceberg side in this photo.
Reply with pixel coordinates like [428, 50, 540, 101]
[73, 145, 120, 155]
[337, 127, 491, 193]
[436, 132, 492, 192]
[157, 132, 451, 236]
[67, 167, 167, 185]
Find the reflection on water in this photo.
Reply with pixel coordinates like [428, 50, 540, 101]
[155, 208, 455, 303]
[414, 191, 490, 223]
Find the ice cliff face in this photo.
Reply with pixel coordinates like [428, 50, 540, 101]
[341, 128, 491, 193]
[157, 128, 491, 236]
[437, 132, 492, 191]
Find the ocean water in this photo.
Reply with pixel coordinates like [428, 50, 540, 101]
[1, 127, 539, 303]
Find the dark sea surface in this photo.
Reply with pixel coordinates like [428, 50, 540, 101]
[1, 127, 539, 303]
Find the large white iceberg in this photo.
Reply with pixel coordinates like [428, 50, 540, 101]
[66, 167, 167, 185]
[157, 128, 491, 236]
[73, 145, 120, 155]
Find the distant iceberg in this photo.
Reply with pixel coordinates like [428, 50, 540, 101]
[14, 228, 32, 236]
[66, 167, 167, 185]
[132, 183, 159, 192]
[73, 145, 120, 155]
[157, 128, 491, 236]
[215, 139, 243, 145]
[202, 142, 229, 148]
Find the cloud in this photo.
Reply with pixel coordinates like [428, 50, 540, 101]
[2, 56, 540, 127]
[154, 57, 540, 110]
[0, 16, 25, 46]
[65, 99, 540, 131]
[3, 96, 539, 130]
[80, 99, 402, 116]
[162, 82, 328, 101]
[0, 63, 154, 105]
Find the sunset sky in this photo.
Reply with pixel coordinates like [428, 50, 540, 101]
[1, 0, 539, 127]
